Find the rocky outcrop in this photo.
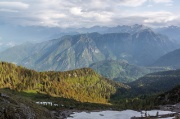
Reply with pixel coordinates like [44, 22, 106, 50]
[0, 91, 52, 119]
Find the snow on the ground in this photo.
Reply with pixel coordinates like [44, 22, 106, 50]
[161, 117, 175, 119]
[67, 110, 174, 119]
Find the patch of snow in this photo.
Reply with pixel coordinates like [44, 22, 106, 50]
[67, 110, 174, 119]
[36, 102, 52, 106]
[161, 117, 175, 119]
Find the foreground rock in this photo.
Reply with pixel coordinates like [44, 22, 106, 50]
[0, 91, 52, 119]
[51, 110, 75, 119]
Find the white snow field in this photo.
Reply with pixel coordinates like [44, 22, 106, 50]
[67, 110, 175, 119]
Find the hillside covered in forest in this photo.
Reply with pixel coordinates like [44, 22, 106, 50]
[90, 60, 169, 83]
[0, 62, 129, 104]
[154, 85, 180, 105]
[126, 70, 180, 97]
[1, 61, 180, 112]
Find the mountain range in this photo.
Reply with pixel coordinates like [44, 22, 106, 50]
[155, 25, 180, 43]
[1, 24, 179, 51]
[0, 27, 177, 72]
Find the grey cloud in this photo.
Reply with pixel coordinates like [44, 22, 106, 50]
[0, 2, 29, 10]
[151, 0, 173, 3]
[0, 0, 178, 28]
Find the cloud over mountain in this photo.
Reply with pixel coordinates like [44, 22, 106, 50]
[0, 0, 179, 27]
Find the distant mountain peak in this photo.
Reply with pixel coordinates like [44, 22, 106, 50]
[155, 25, 180, 43]
[105, 24, 150, 35]
[137, 27, 153, 33]
[133, 28, 156, 40]
[132, 24, 147, 29]
[168, 25, 179, 29]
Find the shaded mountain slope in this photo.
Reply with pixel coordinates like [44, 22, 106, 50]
[153, 48, 180, 69]
[90, 60, 160, 83]
[154, 85, 180, 105]
[156, 25, 180, 43]
[131, 29, 175, 65]
[127, 69, 180, 96]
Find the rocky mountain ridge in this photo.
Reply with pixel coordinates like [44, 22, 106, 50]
[0, 29, 176, 71]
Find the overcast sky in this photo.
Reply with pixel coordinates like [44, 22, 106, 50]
[0, 0, 179, 28]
